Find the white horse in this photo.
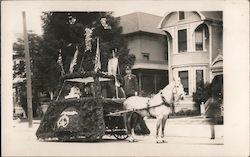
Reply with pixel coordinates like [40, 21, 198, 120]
[124, 77, 185, 143]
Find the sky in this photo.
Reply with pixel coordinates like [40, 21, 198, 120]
[3, 0, 228, 40]
[16, 10, 165, 35]
[11, 10, 166, 36]
[5, 1, 167, 37]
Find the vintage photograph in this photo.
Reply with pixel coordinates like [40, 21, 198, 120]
[2, 1, 249, 156]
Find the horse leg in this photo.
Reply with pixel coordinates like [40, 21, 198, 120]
[156, 116, 162, 143]
[128, 112, 138, 142]
[210, 124, 215, 139]
[161, 116, 168, 143]
[124, 113, 132, 142]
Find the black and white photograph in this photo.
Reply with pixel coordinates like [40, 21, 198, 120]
[1, 0, 249, 156]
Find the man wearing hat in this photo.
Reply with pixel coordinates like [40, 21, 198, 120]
[124, 66, 138, 98]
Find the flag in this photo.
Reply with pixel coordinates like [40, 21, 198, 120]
[94, 38, 101, 72]
[108, 57, 118, 76]
[84, 27, 93, 52]
[57, 49, 65, 76]
[69, 46, 79, 73]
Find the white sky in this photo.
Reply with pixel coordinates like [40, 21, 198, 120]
[4, 1, 169, 37]
[3, 0, 227, 38]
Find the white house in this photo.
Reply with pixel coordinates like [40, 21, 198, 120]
[158, 11, 223, 110]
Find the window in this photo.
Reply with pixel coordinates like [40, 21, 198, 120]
[142, 53, 150, 61]
[195, 27, 203, 51]
[179, 71, 189, 95]
[178, 29, 187, 52]
[179, 11, 185, 20]
[196, 70, 204, 90]
[164, 51, 168, 60]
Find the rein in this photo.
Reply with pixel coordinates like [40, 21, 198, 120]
[145, 91, 172, 116]
[160, 91, 171, 107]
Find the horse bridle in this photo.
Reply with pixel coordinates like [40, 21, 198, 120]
[145, 86, 180, 116]
[160, 91, 171, 107]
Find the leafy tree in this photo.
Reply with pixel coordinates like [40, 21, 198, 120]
[41, 12, 135, 75]
[192, 81, 211, 110]
[13, 32, 49, 116]
[13, 12, 135, 116]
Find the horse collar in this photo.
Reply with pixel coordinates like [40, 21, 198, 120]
[160, 92, 171, 107]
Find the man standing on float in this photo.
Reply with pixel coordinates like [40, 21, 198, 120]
[123, 66, 138, 98]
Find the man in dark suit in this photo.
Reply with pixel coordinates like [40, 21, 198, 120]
[124, 66, 138, 98]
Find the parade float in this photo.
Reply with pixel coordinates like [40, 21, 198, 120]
[36, 14, 149, 142]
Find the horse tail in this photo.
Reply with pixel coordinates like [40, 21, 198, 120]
[129, 112, 150, 135]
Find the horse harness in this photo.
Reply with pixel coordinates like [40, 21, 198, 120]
[145, 91, 172, 117]
[160, 91, 171, 107]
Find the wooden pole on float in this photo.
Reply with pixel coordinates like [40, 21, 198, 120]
[22, 11, 33, 127]
[112, 50, 119, 99]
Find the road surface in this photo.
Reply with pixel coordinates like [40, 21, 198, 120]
[3, 118, 224, 156]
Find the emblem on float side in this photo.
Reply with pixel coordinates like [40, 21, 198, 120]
[57, 110, 78, 128]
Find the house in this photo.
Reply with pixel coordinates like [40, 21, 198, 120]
[13, 41, 27, 118]
[119, 12, 169, 96]
[158, 11, 223, 110]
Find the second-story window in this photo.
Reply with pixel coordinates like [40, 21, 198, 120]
[178, 29, 187, 52]
[164, 51, 168, 60]
[142, 53, 150, 61]
[195, 26, 203, 51]
[179, 11, 185, 20]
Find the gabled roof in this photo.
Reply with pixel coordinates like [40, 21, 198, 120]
[212, 54, 223, 66]
[119, 12, 166, 35]
[158, 11, 222, 29]
[211, 54, 223, 70]
[200, 11, 222, 22]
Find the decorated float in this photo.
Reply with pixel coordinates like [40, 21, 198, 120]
[36, 16, 149, 142]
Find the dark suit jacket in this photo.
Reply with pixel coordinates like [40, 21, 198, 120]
[124, 74, 138, 96]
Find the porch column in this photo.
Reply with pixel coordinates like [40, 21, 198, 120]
[208, 25, 213, 82]
[138, 72, 142, 96]
[154, 74, 157, 93]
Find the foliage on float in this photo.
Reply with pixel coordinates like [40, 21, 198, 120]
[36, 98, 106, 141]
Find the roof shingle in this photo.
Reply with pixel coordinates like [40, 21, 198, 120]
[119, 12, 166, 35]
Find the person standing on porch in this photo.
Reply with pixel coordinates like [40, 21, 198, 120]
[124, 66, 138, 98]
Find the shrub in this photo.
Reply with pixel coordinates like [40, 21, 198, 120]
[192, 81, 212, 110]
[170, 109, 200, 117]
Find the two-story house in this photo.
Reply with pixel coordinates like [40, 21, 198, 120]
[119, 12, 169, 96]
[158, 11, 223, 110]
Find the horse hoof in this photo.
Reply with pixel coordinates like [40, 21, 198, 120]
[129, 139, 137, 142]
[162, 139, 168, 143]
[156, 141, 162, 144]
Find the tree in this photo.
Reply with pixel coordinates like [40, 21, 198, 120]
[13, 12, 135, 116]
[192, 81, 211, 110]
[41, 12, 135, 75]
[13, 32, 51, 116]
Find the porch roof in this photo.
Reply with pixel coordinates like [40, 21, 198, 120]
[132, 61, 168, 70]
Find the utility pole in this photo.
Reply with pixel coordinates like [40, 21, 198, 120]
[22, 11, 33, 127]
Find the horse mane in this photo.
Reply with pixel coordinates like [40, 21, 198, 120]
[149, 81, 175, 106]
